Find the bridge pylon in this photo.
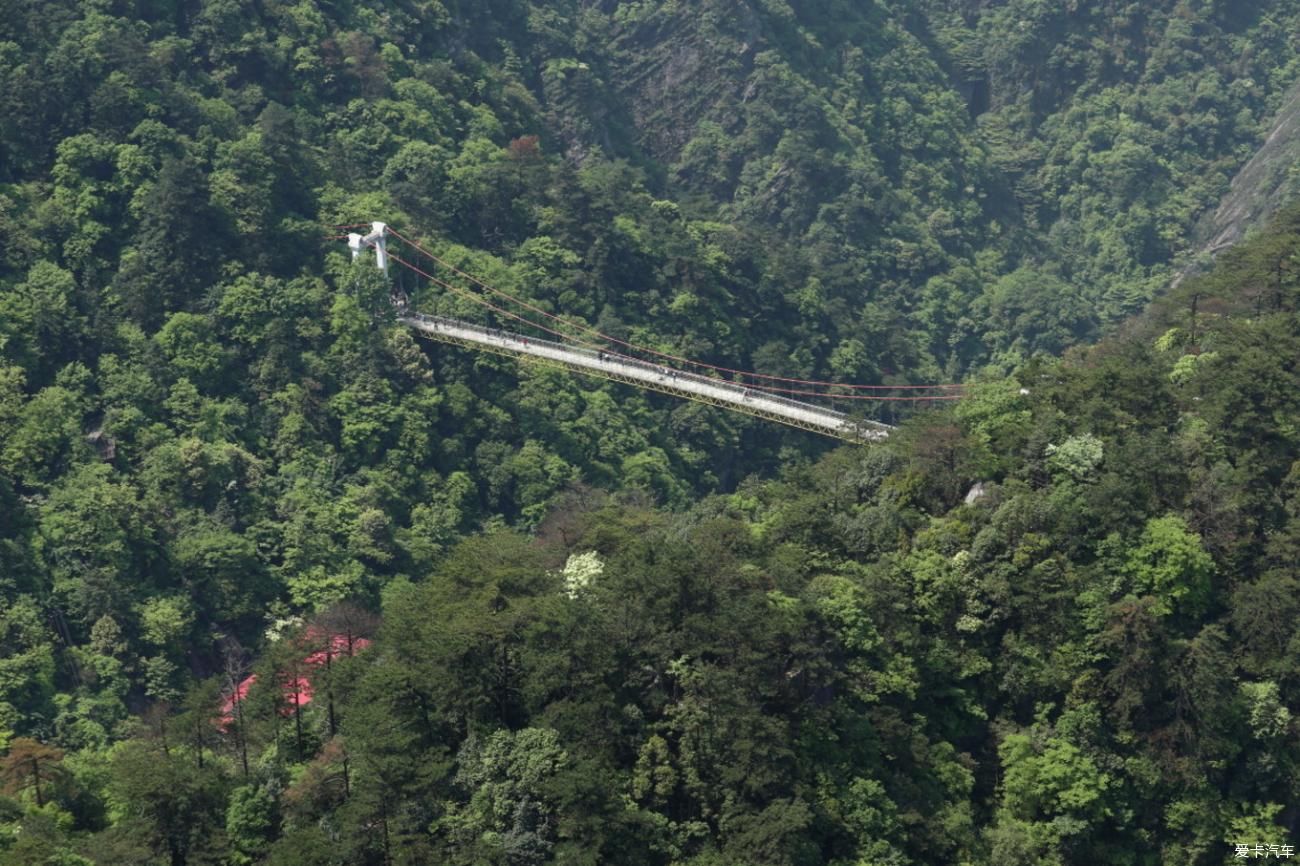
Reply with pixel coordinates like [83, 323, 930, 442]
[347, 222, 388, 274]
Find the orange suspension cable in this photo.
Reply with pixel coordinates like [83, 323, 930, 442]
[385, 251, 958, 402]
[385, 226, 964, 393]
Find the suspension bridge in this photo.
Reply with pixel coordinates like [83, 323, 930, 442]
[338, 222, 965, 443]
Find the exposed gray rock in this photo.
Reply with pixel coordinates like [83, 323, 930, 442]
[1175, 78, 1300, 285]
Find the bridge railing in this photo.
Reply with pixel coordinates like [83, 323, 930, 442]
[402, 311, 887, 438]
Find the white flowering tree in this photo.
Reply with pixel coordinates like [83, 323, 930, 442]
[561, 551, 603, 599]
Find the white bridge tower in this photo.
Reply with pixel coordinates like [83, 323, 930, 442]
[347, 221, 388, 274]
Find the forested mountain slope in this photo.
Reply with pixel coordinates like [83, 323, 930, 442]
[3, 0, 1300, 864]
[7, 201, 1300, 865]
[922, 0, 1300, 320]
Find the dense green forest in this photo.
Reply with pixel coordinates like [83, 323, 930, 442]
[3, 0, 1300, 863]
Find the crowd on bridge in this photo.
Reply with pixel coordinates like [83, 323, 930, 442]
[402, 311, 887, 442]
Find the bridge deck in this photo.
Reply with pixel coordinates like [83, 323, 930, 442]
[400, 313, 891, 442]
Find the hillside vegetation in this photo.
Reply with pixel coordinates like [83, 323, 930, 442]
[6, 202, 1300, 865]
[2, 1, 1300, 864]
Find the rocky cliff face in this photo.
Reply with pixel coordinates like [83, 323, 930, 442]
[605, 2, 763, 163]
[1177, 79, 1300, 283]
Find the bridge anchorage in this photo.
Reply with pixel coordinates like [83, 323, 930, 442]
[336, 222, 967, 443]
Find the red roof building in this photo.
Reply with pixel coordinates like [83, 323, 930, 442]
[217, 632, 371, 731]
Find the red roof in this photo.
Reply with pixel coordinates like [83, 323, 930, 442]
[303, 634, 372, 666]
[217, 632, 370, 731]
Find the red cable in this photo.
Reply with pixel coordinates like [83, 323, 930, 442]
[373, 237, 953, 403]
[386, 227, 963, 392]
[382, 242, 956, 403]
[386, 251, 957, 402]
[390, 251, 629, 351]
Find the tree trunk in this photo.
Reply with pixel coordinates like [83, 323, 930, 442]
[30, 757, 43, 808]
[193, 716, 204, 770]
[292, 674, 304, 762]
[235, 693, 249, 780]
[326, 651, 337, 737]
[380, 796, 393, 866]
